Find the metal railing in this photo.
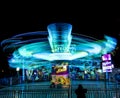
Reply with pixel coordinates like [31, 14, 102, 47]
[71, 84, 120, 98]
[0, 84, 120, 98]
[0, 76, 120, 98]
[0, 88, 69, 98]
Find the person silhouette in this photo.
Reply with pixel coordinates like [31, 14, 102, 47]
[75, 84, 87, 98]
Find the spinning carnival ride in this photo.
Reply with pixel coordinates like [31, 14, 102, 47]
[1, 23, 117, 85]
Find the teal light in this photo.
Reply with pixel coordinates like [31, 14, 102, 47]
[1, 23, 117, 69]
[48, 23, 72, 53]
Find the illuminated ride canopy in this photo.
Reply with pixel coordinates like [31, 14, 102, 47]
[1, 23, 117, 69]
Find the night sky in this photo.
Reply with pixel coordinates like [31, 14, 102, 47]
[0, 10, 120, 77]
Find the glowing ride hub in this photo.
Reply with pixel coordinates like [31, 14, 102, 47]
[1, 23, 117, 70]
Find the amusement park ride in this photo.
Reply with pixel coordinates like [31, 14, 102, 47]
[1, 23, 118, 86]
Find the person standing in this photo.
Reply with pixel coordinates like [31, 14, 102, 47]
[75, 84, 87, 98]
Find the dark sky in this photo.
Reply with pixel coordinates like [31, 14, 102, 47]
[0, 10, 120, 71]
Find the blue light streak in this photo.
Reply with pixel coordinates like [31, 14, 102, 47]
[1, 23, 117, 69]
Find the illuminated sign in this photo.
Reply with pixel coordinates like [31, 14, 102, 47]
[102, 54, 111, 61]
[102, 61, 113, 72]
